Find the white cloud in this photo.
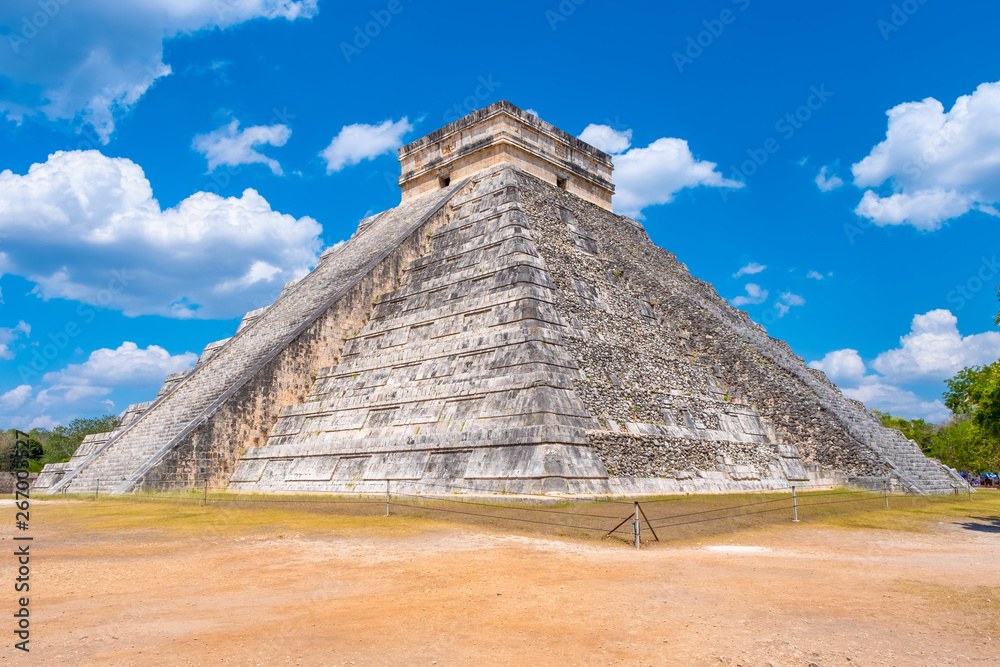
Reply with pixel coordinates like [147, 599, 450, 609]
[809, 349, 867, 385]
[34, 384, 112, 409]
[611, 136, 743, 219]
[843, 382, 951, 424]
[28, 415, 59, 430]
[0, 321, 31, 359]
[321, 118, 413, 173]
[524, 109, 539, 117]
[731, 283, 768, 307]
[853, 189, 977, 231]
[775, 292, 805, 318]
[809, 351, 950, 422]
[192, 119, 291, 175]
[808, 309, 1000, 422]
[578, 124, 633, 154]
[871, 309, 1000, 383]
[733, 262, 767, 278]
[43, 342, 197, 388]
[851, 80, 1000, 230]
[0, 150, 322, 318]
[815, 165, 844, 192]
[0, 1, 318, 141]
[0, 384, 32, 411]
[806, 271, 825, 280]
[1, 342, 196, 429]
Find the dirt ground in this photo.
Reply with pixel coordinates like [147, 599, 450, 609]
[3, 493, 999, 666]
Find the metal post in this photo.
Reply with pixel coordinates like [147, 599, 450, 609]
[95, 479, 99, 501]
[792, 486, 799, 522]
[884, 480, 889, 510]
[633, 502, 640, 550]
[386, 480, 390, 517]
[203, 478, 208, 506]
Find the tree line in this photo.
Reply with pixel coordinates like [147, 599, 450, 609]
[0, 415, 119, 473]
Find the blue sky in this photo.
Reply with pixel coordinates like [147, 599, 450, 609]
[1, 0, 998, 429]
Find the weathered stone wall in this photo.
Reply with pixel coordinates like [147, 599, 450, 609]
[47, 182, 467, 495]
[229, 166, 610, 495]
[517, 171, 957, 493]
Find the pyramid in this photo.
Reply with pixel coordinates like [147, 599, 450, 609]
[39, 101, 964, 496]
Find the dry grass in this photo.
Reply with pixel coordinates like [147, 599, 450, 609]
[32, 486, 1000, 546]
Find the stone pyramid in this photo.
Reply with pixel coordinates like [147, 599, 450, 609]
[40, 101, 964, 496]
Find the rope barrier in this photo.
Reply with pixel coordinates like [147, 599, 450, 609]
[795, 496, 884, 509]
[389, 501, 609, 532]
[649, 504, 795, 529]
[390, 491, 625, 519]
[635, 495, 793, 522]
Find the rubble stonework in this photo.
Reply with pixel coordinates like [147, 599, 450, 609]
[37, 101, 964, 496]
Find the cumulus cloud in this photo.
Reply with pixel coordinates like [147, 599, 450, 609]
[843, 382, 951, 424]
[733, 262, 767, 278]
[35, 384, 112, 409]
[321, 118, 413, 173]
[809, 309, 999, 422]
[806, 271, 825, 280]
[851, 80, 1000, 230]
[871, 309, 1000, 383]
[2, 341, 198, 429]
[579, 123, 742, 219]
[808, 352, 950, 422]
[0, 321, 31, 359]
[853, 189, 977, 230]
[0, 384, 32, 411]
[43, 342, 197, 388]
[731, 283, 768, 307]
[0, 150, 322, 319]
[578, 124, 633, 154]
[0, 1, 318, 141]
[192, 119, 291, 175]
[815, 166, 844, 192]
[809, 349, 867, 385]
[613, 139, 743, 219]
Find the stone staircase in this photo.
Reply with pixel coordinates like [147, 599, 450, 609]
[48, 183, 466, 495]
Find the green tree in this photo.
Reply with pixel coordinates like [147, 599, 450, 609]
[944, 362, 1000, 441]
[872, 411, 936, 450]
[0, 430, 45, 472]
[1, 415, 120, 473]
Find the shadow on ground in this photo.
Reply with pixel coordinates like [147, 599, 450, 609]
[954, 516, 1000, 533]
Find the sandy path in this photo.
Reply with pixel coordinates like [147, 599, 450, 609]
[3, 501, 998, 666]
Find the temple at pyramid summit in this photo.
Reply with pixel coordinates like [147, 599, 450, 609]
[35, 101, 965, 496]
